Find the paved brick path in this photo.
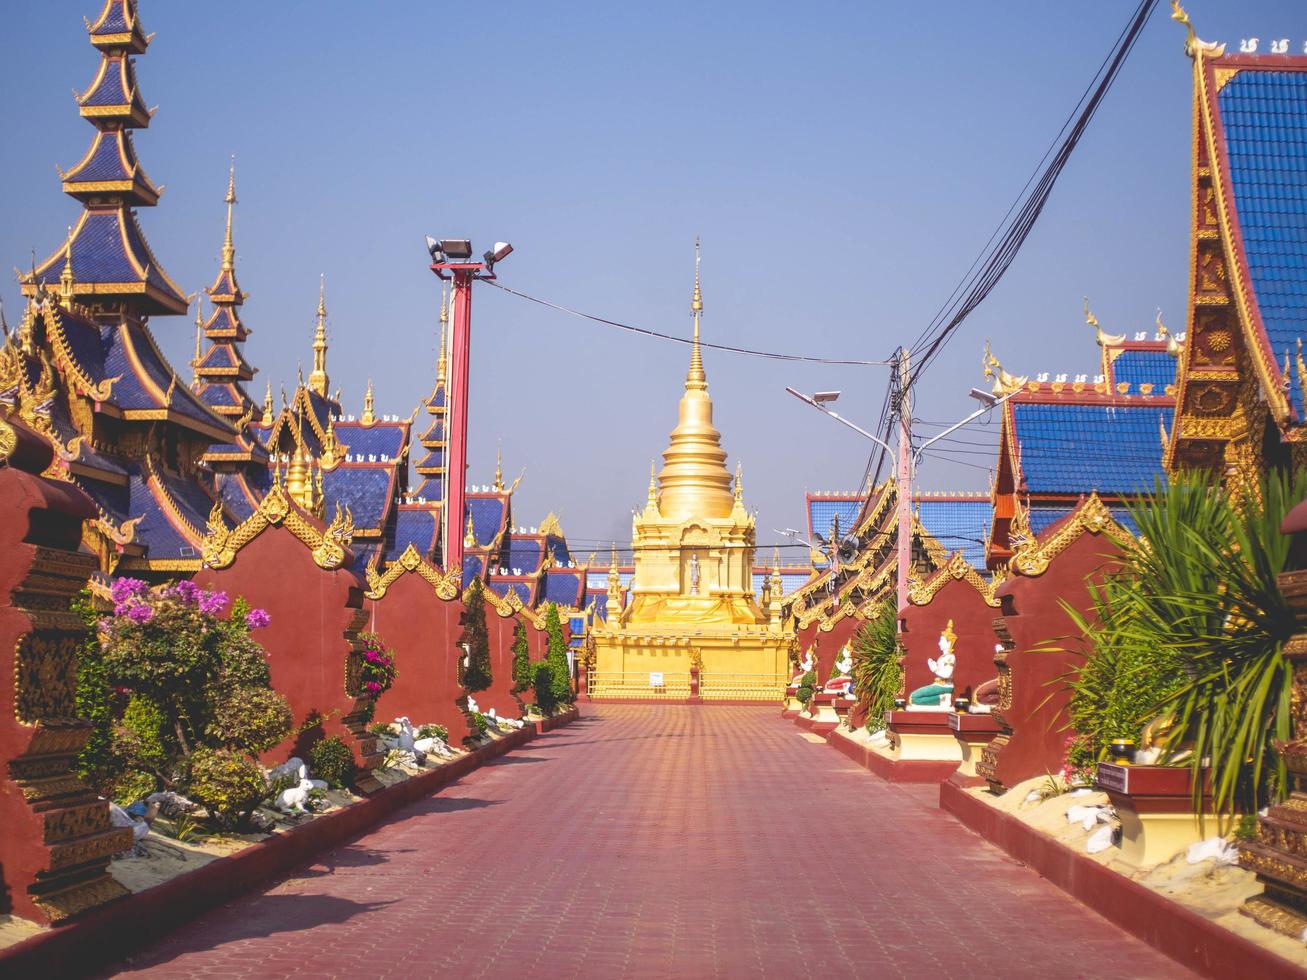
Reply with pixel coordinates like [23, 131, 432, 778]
[103, 705, 1189, 978]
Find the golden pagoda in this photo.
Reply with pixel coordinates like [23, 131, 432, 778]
[588, 243, 795, 700]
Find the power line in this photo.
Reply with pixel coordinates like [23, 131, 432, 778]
[905, 0, 1161, 389]
[484, 279, 893, 367]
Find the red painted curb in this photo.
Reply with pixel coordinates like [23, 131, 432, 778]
[583, 697, 778, 706]
[0, 712, 578, 976]
[855, 738, 958, 784]
[939, 777, 1305, 980]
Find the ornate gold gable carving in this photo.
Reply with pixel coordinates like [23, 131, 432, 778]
[364, 542, 461, 601]
[1008, 492, 1136, 578]
[908, 551, 1000, 608]
[470, 581, 546, 629]
[201, 482, 353, 571]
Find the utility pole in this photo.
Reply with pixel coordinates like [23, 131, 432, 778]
[426, 238, 514, 577]
[893, 348, 913, 615]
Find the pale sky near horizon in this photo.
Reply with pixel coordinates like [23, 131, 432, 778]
[1, 1, 1302, 559]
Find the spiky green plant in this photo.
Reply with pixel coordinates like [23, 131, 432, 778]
[1068, 469, 1305, 824]
[851, 598, 902, 731]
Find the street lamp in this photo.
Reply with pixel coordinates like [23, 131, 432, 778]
[425, 235, 514, 576]
[786, 383, 1016, 612]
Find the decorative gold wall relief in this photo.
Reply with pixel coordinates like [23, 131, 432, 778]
[14, 633, 81, 725]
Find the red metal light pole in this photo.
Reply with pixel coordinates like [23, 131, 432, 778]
[427, 238, 513, 577]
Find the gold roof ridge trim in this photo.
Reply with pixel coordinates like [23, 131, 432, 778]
[202, 483, 354, 571]
[364, 542, 461, 601]
[908, 551, 1000, 608]
[1008, 492, 1136, 578]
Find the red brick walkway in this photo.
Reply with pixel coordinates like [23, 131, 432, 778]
[103, 705, 1189, 978]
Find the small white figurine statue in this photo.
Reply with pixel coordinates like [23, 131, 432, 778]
[790, 648, 815, 687]
[908, 620, 957, 709]
[688, 553, 701, 595]
[822, 644, 855, 698]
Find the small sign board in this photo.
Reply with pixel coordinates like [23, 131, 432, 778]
[1096, 762, 1129, 793]
[947, 712, 961, 732]
[649, 672, 664, 688]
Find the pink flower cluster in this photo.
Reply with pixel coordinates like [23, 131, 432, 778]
[107, 577, 235, 627]
[363, 649, 391, 665]
[365, 681, 382, 693]
[110, 577, 149, 618]
[245, 608, 272, 630]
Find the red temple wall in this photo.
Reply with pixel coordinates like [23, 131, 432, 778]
[899, 579, 1000, 700]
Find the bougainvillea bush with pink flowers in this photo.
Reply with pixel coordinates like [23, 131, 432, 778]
[354, 631, 397, 722]
[78, 578, 288, 827]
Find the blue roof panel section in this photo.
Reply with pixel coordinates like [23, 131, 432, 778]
[339, 423, 407, 460]
[503, 537, 543, 573]
[216, 472, 256, 522]
[808, 497, 862, 540]
[1219, 69, 1307, 419]
[321, 466, 394, 531]
[543, 570, 584, 606]
[467, 495, 507, 546]
[1014, 402, 1171, 495]
[72, 132, 130, 181]
[71, 211, 140, 283]
[489, 581, 533, 605]
[917, 499, 992, 569]
[386, 508, 439, 562]
[1111, 350, 1176, 391]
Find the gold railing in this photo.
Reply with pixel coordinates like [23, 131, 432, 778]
[699, 672, 789, 701]
[588, 671, 692, 699]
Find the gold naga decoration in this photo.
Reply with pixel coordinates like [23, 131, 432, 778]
[908, 550, 1001, 608]
[0, 414, 16, 462]
[982, 340, 1028, 397]
[471, 580, 546, 629]
[539, 511, 563, 537]
[1008, 492, 1136, 578]
[202, 479, 355, 571]
[1084, 297, 1125, 347]
[364, 542, 462, 601]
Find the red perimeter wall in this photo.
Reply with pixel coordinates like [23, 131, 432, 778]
[899, 578, 1000, 702]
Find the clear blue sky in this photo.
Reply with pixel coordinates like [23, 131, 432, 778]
[1, 1, 1299, 558]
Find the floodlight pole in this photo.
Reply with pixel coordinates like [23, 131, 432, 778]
[429, 258, 495, 578]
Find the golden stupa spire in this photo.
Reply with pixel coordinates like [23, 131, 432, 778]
[646, 460, 659, 508]
[221, 158, 237, 272]
[262, 381, 273, 423]
[655, 239, 734, 521]
[465, 511, 477, 548]
[361, 378, 375, 425]
[734, 461, 744, 503]
[59, 227, 76, 306]
[687, 236, 706, 391]
[192, 296, 204, 386]
[437, 281, 449, 385]
[308, 274, 329, 397]
[494, 445, 505, 492]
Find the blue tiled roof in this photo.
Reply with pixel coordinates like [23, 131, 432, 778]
[67, 211, 139, 282]
[1014, 402, 1170, 495]
[543, 571, 584, 606]
[1110, 350, 1176, 391]
[322, 466, 395, 531]
[420, 416, 445, 444]
[216, 472, 256, 521]
[503, 537, 543, 573]
[1028, 501, 1139, 540]
[587, 590, 609, 620]
[339, 422, 406, 459]
[917, 499, 992, 569]
[413, 476, 442, 501]
[463, 554, 485, 582]
[95, 1, 132, 34]
[546, 535, 571, 567]
[1219, 69, 1307, 418]
[809, 497, 861, 540]
[69, 132, 131, 182]
[81, 58, 133, 107]
[467, 495, 507, 546]
[80, 465, 196, 561]
[386, 508, 439, 561]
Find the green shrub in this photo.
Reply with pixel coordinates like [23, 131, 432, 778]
[544, 604, 572, 706]
[796, 670, 817, 705]
[186, 747, 269, 830]
[851, 600, 902, 730]
[534, 663, 557, 714]
[308, 735, 355, 789]
[72, 590, 118, 790]
[111, 769, 157, 806]
[460, 581, 493, 693]
[206, 686, 293, 754]
[417, 723, 447, 741]
[368, 721, 392, 737]
[470, 712, 489, 736]
[510, 619, 532, 693]
[113, 693, 169, 772]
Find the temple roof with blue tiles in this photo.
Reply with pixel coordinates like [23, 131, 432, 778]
[984, 327, 1174, 569]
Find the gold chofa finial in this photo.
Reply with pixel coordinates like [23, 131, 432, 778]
[982, 340, 1027, 396]
[221, 158, 237, 271]
[1084, 296, 1124, 347]
[686, 237, 707, 391]
[1170, 0, 1223, 57]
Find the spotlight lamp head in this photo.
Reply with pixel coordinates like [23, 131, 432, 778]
[439, 239, 473, 260]
[425, 235, 444, 261]
[483, 241, 514, 267]
[969, 387, 998, 408]
[813, 391, 841, 404]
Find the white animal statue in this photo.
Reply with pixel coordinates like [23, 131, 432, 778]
[394, 717, 418, 753]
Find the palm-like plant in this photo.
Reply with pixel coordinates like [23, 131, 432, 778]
[1070, 469, 1304, 822]
[851, 598, 902, 731]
